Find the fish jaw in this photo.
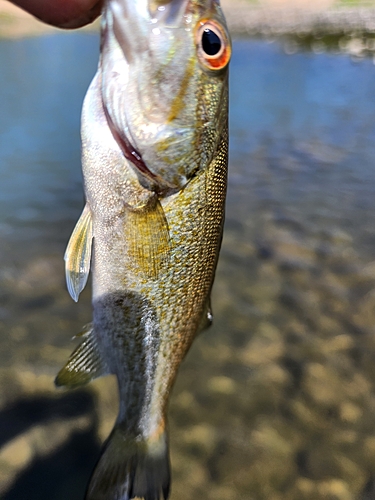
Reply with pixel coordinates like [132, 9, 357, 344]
[100, 0, 231, 192]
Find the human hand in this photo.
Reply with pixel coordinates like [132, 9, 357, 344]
[9, 0, 103, 29]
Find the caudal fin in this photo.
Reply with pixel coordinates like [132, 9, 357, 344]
[86, 426, 170, 500]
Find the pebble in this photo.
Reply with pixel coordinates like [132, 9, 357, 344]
[339, 402, 363, 424]
[302, 362, 344, 407]
[363, 436, 375, 461]
[207, 376, 236, 395]
[319, 334, 354, 354]
[252, 423, 294, 459]
[182, 423, 217, 456]
[0, 434, 32, 468]
[317, 479, 352, 500]
[274, 237, 316, 270]
[241, 322, 285, 366]
[294, 477, 316, 497]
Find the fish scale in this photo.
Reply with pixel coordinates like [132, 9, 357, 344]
[152, 126, 229, 397]
[58, 0, 231, 498]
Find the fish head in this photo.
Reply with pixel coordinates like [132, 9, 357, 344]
[100, 0, 231, 194]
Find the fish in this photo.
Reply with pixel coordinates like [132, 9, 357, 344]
[56, 0, 231, 499]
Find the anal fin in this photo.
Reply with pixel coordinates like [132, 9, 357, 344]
[55, 324, 108, 388]
[65, 203, 93, 302]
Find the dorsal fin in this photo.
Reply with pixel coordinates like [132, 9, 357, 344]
[64, 203, 93, 302]
[55, 324, 109, 388]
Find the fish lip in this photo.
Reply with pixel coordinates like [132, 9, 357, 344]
[148, 0, 190, 25]
[99, 14, 170, 193]
[102, 96, 177, 195]
[109, 0, 192, 36]
[102, 100, 154, 180]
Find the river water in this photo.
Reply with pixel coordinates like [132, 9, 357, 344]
[1, 34, 375, 500]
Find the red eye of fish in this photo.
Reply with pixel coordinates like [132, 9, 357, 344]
[196, 19, 231, 71]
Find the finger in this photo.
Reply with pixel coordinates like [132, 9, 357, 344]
[9, 0, 103, 29]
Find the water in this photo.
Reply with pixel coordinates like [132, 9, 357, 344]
[1, 34, 375, 500]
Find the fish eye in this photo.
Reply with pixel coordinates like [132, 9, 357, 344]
[196, 20, 231, 71]
[202, 28, 221, 56]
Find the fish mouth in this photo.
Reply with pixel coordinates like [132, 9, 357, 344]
[103, 103, 150, 177]
[102, 99, 171, 192]
[109, 0, 192, 33]
[148, 0, 189, 24]
[101, 0, 204, 194]
[149, 0, 174, 9]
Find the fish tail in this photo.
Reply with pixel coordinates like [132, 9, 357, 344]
[86, 425, 170, 500]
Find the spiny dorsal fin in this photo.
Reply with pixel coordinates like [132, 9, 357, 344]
[55, 325, 108, 388]
[125, 199, 170, 280]
[64, 203, 93, 302]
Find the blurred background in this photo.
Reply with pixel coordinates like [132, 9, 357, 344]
[2, 1, 375, 499]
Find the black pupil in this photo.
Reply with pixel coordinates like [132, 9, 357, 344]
[202, 28, 221, 56]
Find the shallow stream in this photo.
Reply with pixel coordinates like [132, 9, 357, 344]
[1, 34, 375, 500]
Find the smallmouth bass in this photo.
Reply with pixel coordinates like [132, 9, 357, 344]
[57, 0, 231, 499]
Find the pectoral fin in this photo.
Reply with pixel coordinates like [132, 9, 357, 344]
[64, 203, 93, 302]
[125, 198, 170, 280]
[55, 324, 109, 388]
